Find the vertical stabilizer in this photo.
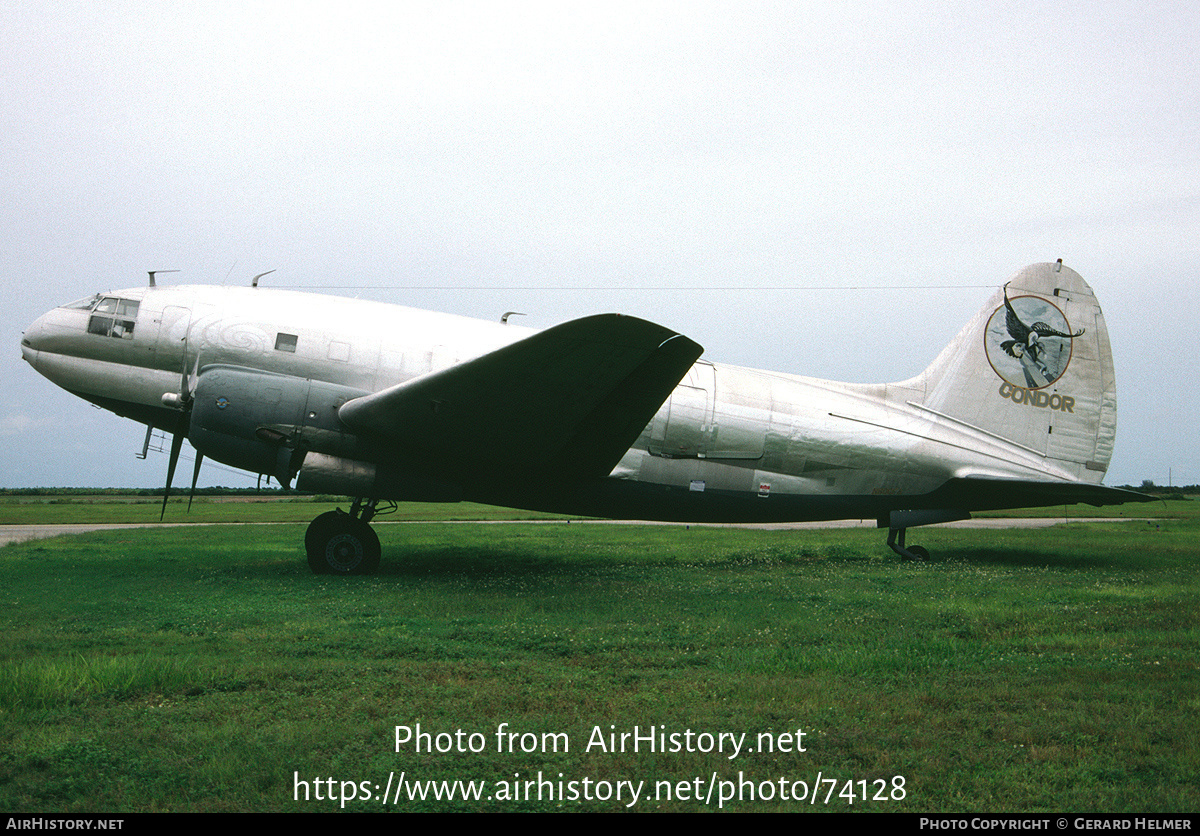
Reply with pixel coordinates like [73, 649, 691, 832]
[909, 263, 1116, 483]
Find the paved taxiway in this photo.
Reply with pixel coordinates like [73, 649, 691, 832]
[0, 518, 1144, 548]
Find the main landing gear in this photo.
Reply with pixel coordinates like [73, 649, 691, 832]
[306, 498, 382, 575]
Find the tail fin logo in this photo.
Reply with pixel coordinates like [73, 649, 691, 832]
[984, 283, 1084, 390]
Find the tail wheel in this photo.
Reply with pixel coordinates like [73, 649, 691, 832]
[306, 510, 380, 575]
[886, 526, 932, 562]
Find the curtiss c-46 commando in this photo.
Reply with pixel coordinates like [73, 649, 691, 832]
[21, 260, 1150, 573]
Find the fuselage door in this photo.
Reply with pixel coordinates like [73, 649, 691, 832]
[648, 361, 715, 458]
[153, 305, 193, 374]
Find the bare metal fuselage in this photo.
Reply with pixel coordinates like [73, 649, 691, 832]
[20, 265, 1138, 534]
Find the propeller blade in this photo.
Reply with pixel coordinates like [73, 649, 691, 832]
[162, 347, 200, 517]
[179, 337, 191, 399]
[160, 429, 185, 520]
[185, 350, 201, 401]
[187, 453, 204, 512]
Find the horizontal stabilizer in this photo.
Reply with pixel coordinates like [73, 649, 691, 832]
[339, 313, 703, 481]
[926, 477, 1154, 512]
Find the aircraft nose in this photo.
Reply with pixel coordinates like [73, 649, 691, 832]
[20, 311, 52, 366]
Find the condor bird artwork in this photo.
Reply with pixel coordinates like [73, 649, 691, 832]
[992, 280, 1086, 389]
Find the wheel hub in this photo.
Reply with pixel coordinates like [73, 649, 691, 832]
[326, 533, 364, 571]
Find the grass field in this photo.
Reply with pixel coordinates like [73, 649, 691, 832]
[0, 491, 1176, 525]
[0, 495, 574, 525]
[0, 496, 1196, 812]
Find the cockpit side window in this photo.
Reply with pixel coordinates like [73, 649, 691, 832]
[88, 296, 140, 339]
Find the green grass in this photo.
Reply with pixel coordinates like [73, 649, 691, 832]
[0, 495, 577, 525]
[0, 492, 1183, 526]
[0, 504, 1197, 812]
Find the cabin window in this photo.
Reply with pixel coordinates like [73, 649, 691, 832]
[275, 333, 298, 353]
[87, 297, 139, 339]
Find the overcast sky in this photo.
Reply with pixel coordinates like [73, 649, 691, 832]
[4, 1, 1197, 489]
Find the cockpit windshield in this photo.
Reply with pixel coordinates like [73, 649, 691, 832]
[85, 296, 140, 339]
[63, 294, 100, 310]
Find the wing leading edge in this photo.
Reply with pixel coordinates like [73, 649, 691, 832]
[338, 313, 704, 481]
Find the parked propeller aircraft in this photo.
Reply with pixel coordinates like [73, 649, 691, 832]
[21, 261, 1150, 573]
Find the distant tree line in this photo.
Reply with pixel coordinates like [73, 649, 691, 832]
[1129, 481, 1196, 498]
[0, 486, 304, 497]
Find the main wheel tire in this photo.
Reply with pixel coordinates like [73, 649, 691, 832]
[305, 510, 345, 565]
[306, 512, 381, 575]
[907, 545, 930, 561]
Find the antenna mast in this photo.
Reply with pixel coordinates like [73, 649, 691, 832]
[148, 269, 180, 287]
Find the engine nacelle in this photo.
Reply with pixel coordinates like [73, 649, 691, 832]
[296, 452, 461, 502]
[188, 365, 368, 485]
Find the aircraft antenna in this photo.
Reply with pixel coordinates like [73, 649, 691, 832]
[148, 269, 180, 287]
[501, 311, 526, 324]
[252, 270, 276, 287]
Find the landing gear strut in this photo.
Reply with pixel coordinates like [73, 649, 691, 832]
[881, 509, 967, 562]
[306, 498, 381, 575]
[886, 526, 930, 561]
